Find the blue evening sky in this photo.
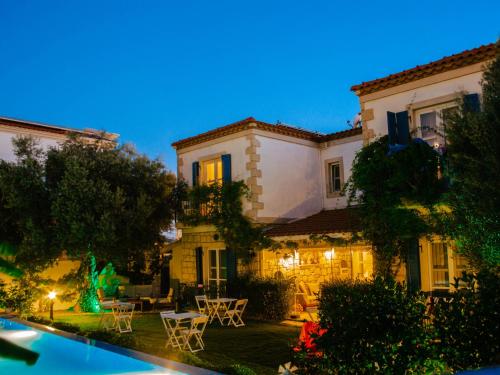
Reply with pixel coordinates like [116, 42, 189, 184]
[1, 1, 499, 171]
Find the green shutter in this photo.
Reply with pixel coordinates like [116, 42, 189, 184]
[406, 239, 421, 292]
[396, 111, 410, 145]
[195, 247, 203, 286]
[226, 248, 237, 280]
[192, 161, 200, 187]
[464, 93, 480, 112]
[387, 112, 397, 145]
[221, 154, 232, 183]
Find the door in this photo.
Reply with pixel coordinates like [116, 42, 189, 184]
[208, 249, 227, 297]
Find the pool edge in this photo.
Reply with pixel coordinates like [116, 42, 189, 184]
[1, 316, 222, 375]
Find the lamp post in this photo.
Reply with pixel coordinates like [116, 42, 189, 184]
[48, 291, 56, 321]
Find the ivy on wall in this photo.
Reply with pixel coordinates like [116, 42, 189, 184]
[345, 135, 445, 276]
[179, 181, 275, 261]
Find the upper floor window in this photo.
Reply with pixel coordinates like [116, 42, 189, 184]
[202, 158, 223, 185]
[416, 104, 457, 150]
[192, 153, 231, 187]
[325, 157, 344, 198]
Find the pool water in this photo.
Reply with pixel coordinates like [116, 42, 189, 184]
[0, 318, 211, 375]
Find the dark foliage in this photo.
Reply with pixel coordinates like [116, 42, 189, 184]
[294, 277, 446, 374]
[445, 43, 500, 269]
[433, 271, 500, 371]
[345, 136, 444, 276]
[227, 273, 295, 321]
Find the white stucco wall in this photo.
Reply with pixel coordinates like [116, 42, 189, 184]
[0, 126, 65, 162]
[320, 138, 363, 210]
[256, 135, 322, 220]
[362, 69, 483, 139]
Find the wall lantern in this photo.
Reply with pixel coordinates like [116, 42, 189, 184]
[324, 248, 335, 261]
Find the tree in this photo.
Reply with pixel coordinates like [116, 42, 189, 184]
[0, 136, 177, 311]
[0, 137, 57, 272]
[346, 136, 444, 276]
[445, 43, 500, 270]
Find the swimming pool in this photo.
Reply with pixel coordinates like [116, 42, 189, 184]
[0, 317, 217, 374]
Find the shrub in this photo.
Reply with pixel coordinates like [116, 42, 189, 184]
[227, 273, 295, 321]
[294, 276, 442, 374]
[433, 270, 500, 371]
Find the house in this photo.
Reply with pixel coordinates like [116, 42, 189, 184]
[169, 42, 496, 305]
[0, 116, 118, 161]
[170, 117, 373, 304]
[350, 42, 496, 292]
[0, 116, 119, 308]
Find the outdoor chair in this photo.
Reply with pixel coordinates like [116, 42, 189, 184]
[297, 281, 319, 310]
[116, 303, 135, 333]
[222, 298, 248, 327]
[179, 315, 209, 353]
[195, 295, 210, 315]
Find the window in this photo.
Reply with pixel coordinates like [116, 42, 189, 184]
[430, 242, 469, 289]
[202, 158, 222, 185]
[208, 249, 227, 296]
[325, 158, 344, 198]
[416, 104, 457, 149]
[431, 242, 449, 288]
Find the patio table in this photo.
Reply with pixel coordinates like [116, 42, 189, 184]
[206, 298, 236, 325]
[160, 311, 206, 349]
[98, 301, 133, 331]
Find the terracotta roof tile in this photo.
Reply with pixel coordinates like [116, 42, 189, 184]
[265, 208, 361, 237]
[0, 116, 119, 141]
[351, 42, 497, 96]
[172, 117, 361, 149]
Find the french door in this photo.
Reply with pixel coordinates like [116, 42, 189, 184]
[208, 249, 227, 297]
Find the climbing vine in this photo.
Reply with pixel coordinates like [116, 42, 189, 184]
[179, 181, 274, 261]
[345, 135, 445, 276]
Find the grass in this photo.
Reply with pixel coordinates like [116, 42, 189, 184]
[40, 311, 301, 374]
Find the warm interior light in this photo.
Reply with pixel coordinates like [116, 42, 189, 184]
[324, 248, 335, 260]
[48, 291, 56, 300]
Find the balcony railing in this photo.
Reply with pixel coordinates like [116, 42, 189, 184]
[177, 198, 221, 224]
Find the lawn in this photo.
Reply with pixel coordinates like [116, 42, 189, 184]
[41, 311, 301, 374]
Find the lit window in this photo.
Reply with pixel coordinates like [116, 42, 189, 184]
[202, 158, 222, 185]
[430, 242, 469, 289]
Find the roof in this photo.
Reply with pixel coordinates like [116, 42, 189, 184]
[0, 116, 119, 142]
[172, 117, 362, 149]
[351, 42, 497, 96]
[265, 208, 361, 237]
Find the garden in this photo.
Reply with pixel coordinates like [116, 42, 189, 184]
[1, 46, 499, 375]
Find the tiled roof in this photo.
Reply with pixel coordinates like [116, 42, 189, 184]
[265, 208, 361, 237]
[316, 127, 362, 142]
[172, 117, 361, 149]
[351, 42, 497, 96]
[0, 116, 119, 141]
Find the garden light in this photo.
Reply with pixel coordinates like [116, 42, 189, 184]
[48, 291, 56, 320]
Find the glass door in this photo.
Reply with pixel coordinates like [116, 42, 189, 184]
[208, 249, 227, 297]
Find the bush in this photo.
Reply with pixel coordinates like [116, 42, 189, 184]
[227, 273, 294, 321]
[433, 270, 500, 371]
[294, 276, 442, 374]
[221, 364, 257, 375]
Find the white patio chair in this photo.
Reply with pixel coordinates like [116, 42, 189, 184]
[195, 295, 210, 315]
[179, 315, 209, 353]
[222, 299, 248, 327]
[116, 303, 135, 333]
